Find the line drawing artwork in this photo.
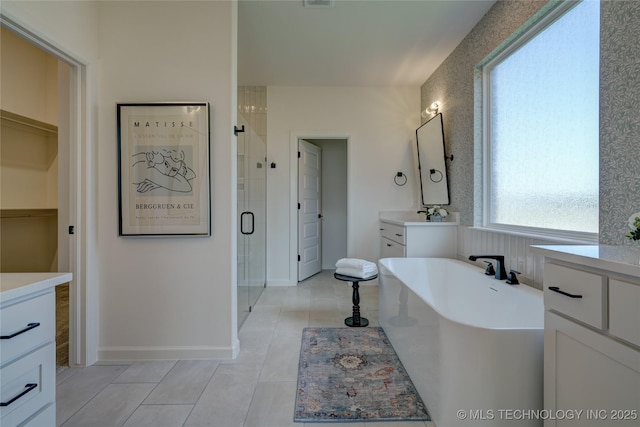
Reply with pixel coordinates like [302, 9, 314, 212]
[131, 148, 196, 194]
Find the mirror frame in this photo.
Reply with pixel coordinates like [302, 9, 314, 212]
[416, 113, 450, 206]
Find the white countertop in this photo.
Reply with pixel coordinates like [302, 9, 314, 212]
[379, 211, 459, 226]
[0, 272, 72, 303]
[531, 245, 640, 278]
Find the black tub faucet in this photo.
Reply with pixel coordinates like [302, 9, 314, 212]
[468, 255, 508, 280]
[483, 261, 496, 276]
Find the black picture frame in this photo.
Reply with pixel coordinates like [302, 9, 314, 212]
[117, 102, 210, 236]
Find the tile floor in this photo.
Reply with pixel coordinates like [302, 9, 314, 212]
[56, 270, 434, 427]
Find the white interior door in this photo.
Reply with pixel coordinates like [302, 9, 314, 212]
[298, 140, 322, 281]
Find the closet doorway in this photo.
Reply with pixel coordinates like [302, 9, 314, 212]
[297, 138, 347, 282]
[1, 23, 80, 366]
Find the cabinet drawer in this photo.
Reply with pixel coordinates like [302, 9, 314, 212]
[21, 402, 55, 427]
[0, 342, 55, 426]
[609, 279, 640, 347]
[380, 237, 405, 258]
[0, 292, 55, 365]
[543, 263, 607, 329]
[379, 222, 406, 245]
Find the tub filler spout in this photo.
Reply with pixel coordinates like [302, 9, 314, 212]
[468, 255, 507, 280]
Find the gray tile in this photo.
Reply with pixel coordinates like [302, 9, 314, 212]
[184, 363, 261, 427]
[56, 366, 81, 385]
[114, 360, 177, 383]
[122, 405, 193, 427]
[244, 381, 297, 427]
[272, 310, 309, 339]
[309, 309, 347, 327]
[54, 275, 388, 427]
[259, 335, 302, 382]
[309, 287, 335, 298]
[225, 328, 272, 366]
[316, 300, 342, 312]
[282, 290, 311, 311]
[255, 287, 290, 305]
[143, 359, 219, 404]
[61, 383, 155, 427]
[57, 365, 130, 425]
[240, 305, 281, 332]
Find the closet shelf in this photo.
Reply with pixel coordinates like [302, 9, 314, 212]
[1, 109, 57, 134]
[0, 209, 58, 219]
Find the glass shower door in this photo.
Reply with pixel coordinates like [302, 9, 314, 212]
[237, 111, 266, 329]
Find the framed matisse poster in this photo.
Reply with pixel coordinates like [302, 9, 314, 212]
[117, 102, 210, 236]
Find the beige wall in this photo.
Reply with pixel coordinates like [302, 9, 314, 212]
[1, 27, 58, 125]
[2, 0, 238, 363]
[96, 1, 238, 360]
[267, 86, 420, 284]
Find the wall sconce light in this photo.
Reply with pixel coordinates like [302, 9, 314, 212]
[421, 101, 441, 118]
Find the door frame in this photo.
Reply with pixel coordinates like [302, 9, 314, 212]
[1, 15, 92, 366]
[289, 132, 349, 283]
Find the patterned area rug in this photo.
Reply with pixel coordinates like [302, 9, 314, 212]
[294, 327, 430, 423]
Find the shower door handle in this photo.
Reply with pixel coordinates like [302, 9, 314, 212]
[240, 211, 255, 235]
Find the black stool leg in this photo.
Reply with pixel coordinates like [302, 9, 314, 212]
[345, 281, 369, 327]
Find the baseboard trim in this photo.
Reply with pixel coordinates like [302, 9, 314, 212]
[266, 280, 297, 287]
[98, 345, 237, 362]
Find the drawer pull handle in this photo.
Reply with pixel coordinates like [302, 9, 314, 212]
[386, 243, 392, 247]
[549, 286, 583, 299]
[0, 383, 38, 407]
[0, 322, 40, 339]
[395, 233, 403, 237]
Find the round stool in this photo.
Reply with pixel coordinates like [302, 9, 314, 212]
[334, 272, 377, 327]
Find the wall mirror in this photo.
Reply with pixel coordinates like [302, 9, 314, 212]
[416, 113, 450, 205]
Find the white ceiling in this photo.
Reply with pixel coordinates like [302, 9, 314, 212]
[238, 0, 496, 87]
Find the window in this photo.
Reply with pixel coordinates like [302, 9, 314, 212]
[481, 0, 599, 239]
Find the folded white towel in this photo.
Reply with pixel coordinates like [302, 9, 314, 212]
[335, 266, 378, 279]
[335, 258, 377, 271]
[335, 258, 377, 279]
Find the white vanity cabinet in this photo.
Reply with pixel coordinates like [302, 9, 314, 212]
[379, 222, 408, 257]
[532, 245, 640, 427]
[1, 273, 72, 427]
[379, 212, 457, 259]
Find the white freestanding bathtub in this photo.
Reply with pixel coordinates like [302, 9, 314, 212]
[378, 257, 544, 427]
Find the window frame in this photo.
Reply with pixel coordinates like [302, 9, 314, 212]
[477, 0, 599, 243]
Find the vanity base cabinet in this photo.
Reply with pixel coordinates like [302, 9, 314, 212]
[380, 236, 405, 257]
[379, 221, 457, 259]
[0, 342, 55, 427]
[544, 311, 640, 426]
[539, 257, 640, 427]
[1, 287, 59, 427]
[533, 247, 640, 427]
